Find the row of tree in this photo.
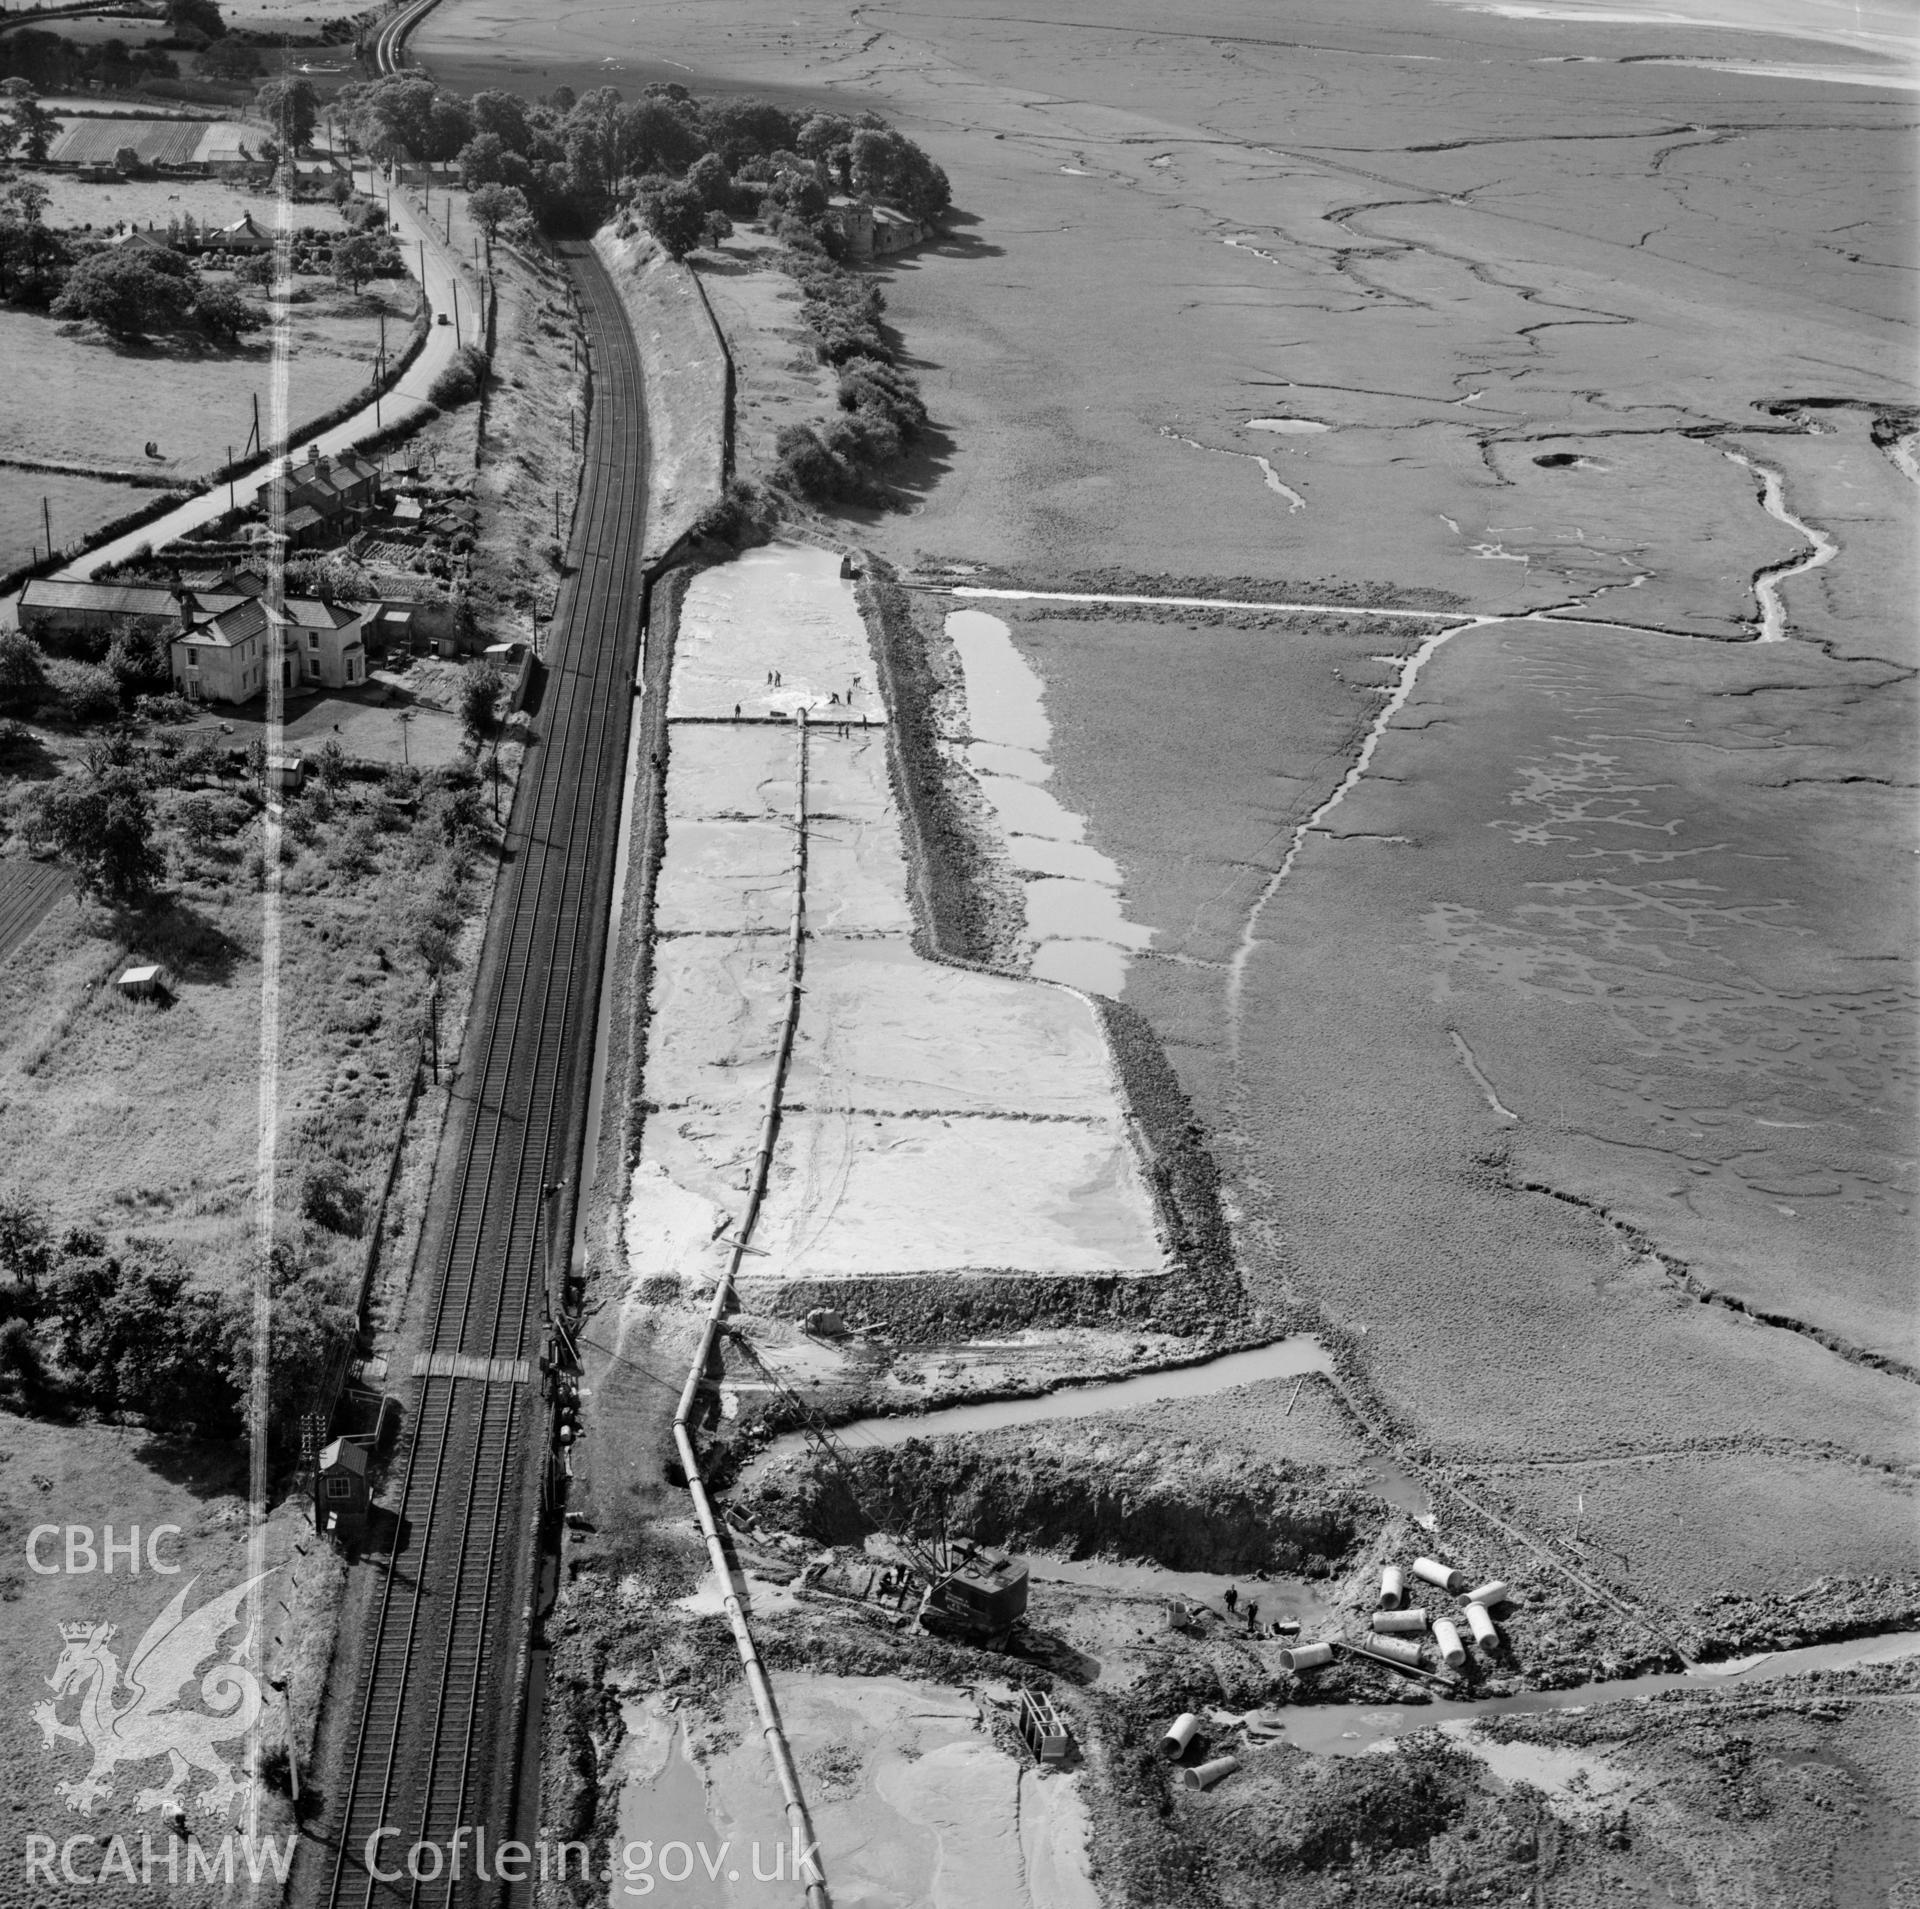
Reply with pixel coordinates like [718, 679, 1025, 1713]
[0, 1187, 356, 1445]
[323, 74, 949, 244]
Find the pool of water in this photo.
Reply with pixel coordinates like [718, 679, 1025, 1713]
[742, 1337, 1338, 1483]
[946, 607, 1152, 994]
[1029, 1551, 1339, 1630]
[1281, 1629, 1920, 1756]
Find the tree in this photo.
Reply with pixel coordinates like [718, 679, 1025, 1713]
[30, 760, 166, 902]
[166, 0, 226, 38]
[194, 37, 261, 81]
[467, 181, 528, 247]
[437, 784, 487, 844]
[0, 1188, 52, 1290]
[699, 96, 800, 166]
[459, 661, 502, 747]
[50, 247, 194, 340]
[102, 621, 171, 700]
[1, 98, 57, 164]
[193, 280, 263, 340]
[685, 151, 733, 211]
[330, 231, 382, 291]
[255, 75, 316, 151]
[616, 96, 704, 179]
[635, 179, 705, 259]
[48, 1244, 232, 1427]
[470, 89, 532, 154]
[425, 93, 473, 162]
[458, 130, 508, 188]
[0, 181, 66, 307]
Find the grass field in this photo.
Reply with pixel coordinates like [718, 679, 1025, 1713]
[0, 469, 142, 576]
[0, 275, 411, 509]
[35, 175, 349, 235]
[0, 748, 494, 1298]
[0, 1411, 329, 1886]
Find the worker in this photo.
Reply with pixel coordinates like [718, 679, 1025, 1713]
[1223, 1585, 1238, 1616]
[1245, 1599, 1260, 1634]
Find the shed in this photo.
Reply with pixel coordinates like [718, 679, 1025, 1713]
[116, 963, 173, 1000]
[313, 1437, 370, 1539]
[266, 752, 306, 793]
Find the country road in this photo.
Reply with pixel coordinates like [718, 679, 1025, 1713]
[54, 159, 477, 584]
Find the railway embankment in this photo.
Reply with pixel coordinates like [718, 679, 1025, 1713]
[592, 224, 729, 562]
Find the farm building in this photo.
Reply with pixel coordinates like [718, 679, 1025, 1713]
[826, 196, 925, 259]
[116, 963, 174, 1000]
[19, 578, 179, 641]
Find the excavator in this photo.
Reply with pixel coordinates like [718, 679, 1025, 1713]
[724, 1333, 1031, 1651]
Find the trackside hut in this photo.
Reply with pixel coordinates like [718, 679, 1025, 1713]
[313, 1437, 369, 1540]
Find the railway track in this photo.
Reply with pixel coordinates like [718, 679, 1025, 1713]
[368, 0, 445, 75]
[309, 241, 648, 1909]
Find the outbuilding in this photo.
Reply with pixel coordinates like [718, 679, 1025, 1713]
[313, 1437, 370, 1539]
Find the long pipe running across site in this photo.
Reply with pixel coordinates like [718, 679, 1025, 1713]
[669, 709, 830, 1909]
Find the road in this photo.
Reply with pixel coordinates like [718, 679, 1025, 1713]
[300, 237, 647, 1909]
[62, 162, 479, 582]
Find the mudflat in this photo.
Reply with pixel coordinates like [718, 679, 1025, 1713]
[429, 0, 1915, 1665]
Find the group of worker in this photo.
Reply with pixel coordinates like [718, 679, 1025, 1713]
[1223, 1582, 1296, 1639]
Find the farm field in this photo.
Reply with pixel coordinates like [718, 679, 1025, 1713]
[35, 172, 350, 233]
[0, 468, 137, 576]
[48, 116, 230, 166]
[0, 275, 411, 529]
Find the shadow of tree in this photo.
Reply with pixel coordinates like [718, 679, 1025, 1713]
[102, 891, 244, 986]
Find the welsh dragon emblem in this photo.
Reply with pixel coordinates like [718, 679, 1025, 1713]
[32, 1573, 272, 1818]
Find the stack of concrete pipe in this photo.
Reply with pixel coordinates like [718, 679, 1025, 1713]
[1276, 1560, 1516, 1680]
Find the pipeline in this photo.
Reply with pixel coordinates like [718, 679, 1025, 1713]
[670, 710, 830, 1909]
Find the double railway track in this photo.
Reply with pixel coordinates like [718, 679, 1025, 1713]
[310, 240, 647, 1909]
